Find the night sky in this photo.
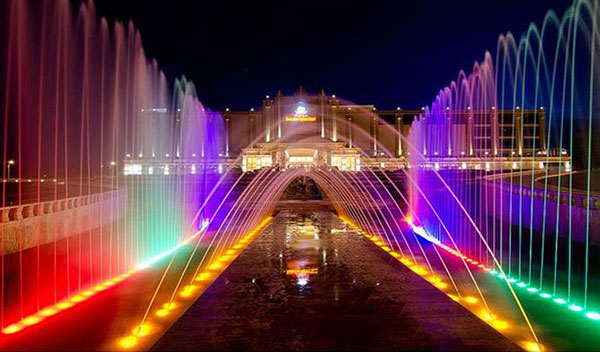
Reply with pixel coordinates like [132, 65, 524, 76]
[90, 0, 572, 111]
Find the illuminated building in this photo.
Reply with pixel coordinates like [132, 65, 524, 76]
[124, 87, 568, 173]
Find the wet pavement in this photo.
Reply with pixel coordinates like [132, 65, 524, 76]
[152, 211, 519, 351]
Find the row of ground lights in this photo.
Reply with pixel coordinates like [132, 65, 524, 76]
[339, 216, 542, 352]
[0, 222, 210, 336]
[118, 217, 273, 350]
[425, 225, 600, 324]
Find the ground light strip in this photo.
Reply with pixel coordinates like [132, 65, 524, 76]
[420, 222, 600, 322]
[0, 221, 210, 336]
[339, 216, 543, 352]
[405, 217, 600, 324]
[117, 217, 273, 350]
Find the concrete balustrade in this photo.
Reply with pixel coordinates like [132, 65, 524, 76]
[0, 190, 126, 254]
[485, 172, 600, 245]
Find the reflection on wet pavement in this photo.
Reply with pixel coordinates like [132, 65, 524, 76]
[152, 211, 518, 351]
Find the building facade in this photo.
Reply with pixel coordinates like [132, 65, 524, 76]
[124, 87, 569, 174]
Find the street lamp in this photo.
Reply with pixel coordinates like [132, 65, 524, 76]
[7, 160, 15, 180]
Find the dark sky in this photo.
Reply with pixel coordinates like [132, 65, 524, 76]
[90, 0, 572, 111]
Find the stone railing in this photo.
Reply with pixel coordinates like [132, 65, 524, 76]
[0, 190, 123, 223]
[485, 171, 600, 211]
[484, 171, 600, 244]
[0, 189, 126, 254]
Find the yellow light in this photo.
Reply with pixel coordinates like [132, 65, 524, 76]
[492, 320, 508, 330]
[226, 249, 236, 256]
[22, 316, 42, 326]
[156, 309, 169, 317]
[82, 290, 94, 297]
[464, 296, 478, 304]
[448, 294, 459, 302]
[2, 324, 22, 334]
[40, 308, 57, 316]
[218, 255, 232, 262]
[480, 310, 494, 321]
[286, 268, 319, 276]
[381, 246, 391, 252]
[208, 262, 223, 271]
[93, 284, 106, 291]
[411, 266, 428, 276]
[233, 244, 244, 249]
[163, 302, 178, 310]
[390, 252, 400, 258]
[195, 272, 213, 282]
[132, 323, 154, 337]
[179, 285, 198, 298]
[57, 301, 73, 309]
[118, 336, 138, 349]
[524, 342, 542, 352]
[435, 282, 448, 289]
[71, 295, 85, 303]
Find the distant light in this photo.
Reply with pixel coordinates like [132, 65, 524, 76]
[2, 324, 22, 334]
[40, 308, 57, 316]
[118, 336, 138, 349]
[553, 298, 566, 304]
[586, 311, 600, 320]
[22, 316, 41, 326]
[464, 296, 478, 304]
[225, 108, 230, 112]
[7, 160, 15, 165]
[524, 342, 541, 352]
[156, 309, 169, 317]
[540, 293, 551, 299]
[568, 304, 583, 312]
[332, 94, 336, 98]
[250, 108, 254, 112]
[266, 95, 270, 99]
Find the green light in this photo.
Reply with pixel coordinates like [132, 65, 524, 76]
[517, 282, 527, 287]
[540, 293, 552, 299]
[568, 304, 583, 312]
[586, 312, 600, 320]
[489, 270, 498, 275]
[508, 278, 516, 283]
[553, 298, 567, 304]
[527, 288, 538, 293]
